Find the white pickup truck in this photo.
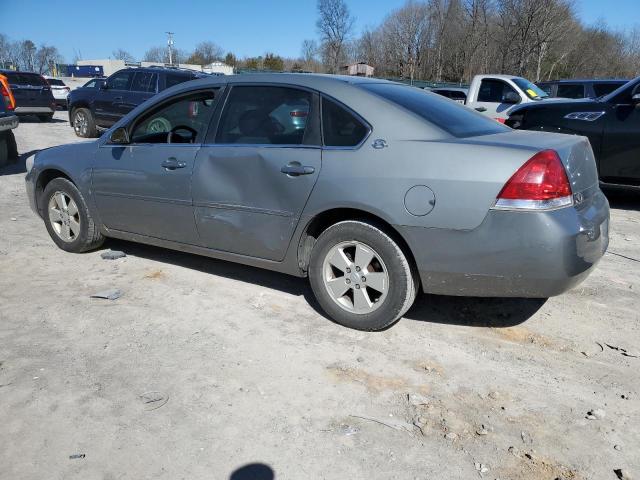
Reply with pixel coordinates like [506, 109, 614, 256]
[464, 74, 558, 122]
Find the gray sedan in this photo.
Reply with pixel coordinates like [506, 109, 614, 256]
[25, 74, 609, 330]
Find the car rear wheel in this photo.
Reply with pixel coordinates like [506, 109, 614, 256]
[72, 108, 97, 138]
[42, 178, 104, 253]
[38, 114, 54, 122]
[308, 220, 418, 331]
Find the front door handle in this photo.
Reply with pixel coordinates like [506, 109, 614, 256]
[280, 163, 315, 176]
[113, 96, 123, 102]
[162, 157, 187, 170]
[475, 106, 487, 112]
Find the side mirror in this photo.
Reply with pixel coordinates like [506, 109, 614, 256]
[503, 91, 520, 104]
[109, 127, 130, 144]
[100, 82, 108, 90]
[632, 93, 640, 105]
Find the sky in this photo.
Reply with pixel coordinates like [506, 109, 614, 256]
[3, 0, 640, 63]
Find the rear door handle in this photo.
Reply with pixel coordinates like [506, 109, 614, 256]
[162, 158, 187, 170]
[280, 163, 315, 176]
[475, 106, 487, 112]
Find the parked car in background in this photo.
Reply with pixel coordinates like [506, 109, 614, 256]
[0, 70, 56, 122]
[79, 77, 106, 89]
[0, 73, 19, 167]
[536, 79, 628, 99]
[26, 74, 609, 331]
[428, 87, 468, 104]
[465, 74, 561, 122]
[45, 77, 71, 110]
[67, 66, 208, 137]
[506, 76, 640, 188]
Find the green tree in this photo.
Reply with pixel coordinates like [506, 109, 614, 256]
[263, 52, 284, 71]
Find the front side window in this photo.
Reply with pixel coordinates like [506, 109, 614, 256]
[131, 91, 217, 144]
[361, 83, 508, 138]
[557, 84, 585, 99]
[107, 71, 133, 90]
[131, 72, 157, 93]
[321, 97, 368, 147]
[216, 86, 314, 145]
[478, 79, 519, 103]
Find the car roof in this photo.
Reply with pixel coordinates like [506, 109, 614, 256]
[538, 79, 628, 84]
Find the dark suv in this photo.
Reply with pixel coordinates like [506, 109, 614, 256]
[0, 70, 56, 122]
[536, 79, 628, 99]
[68, 67, 207, 137]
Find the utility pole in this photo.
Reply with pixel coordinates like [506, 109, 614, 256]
[166, 32, 175, 65]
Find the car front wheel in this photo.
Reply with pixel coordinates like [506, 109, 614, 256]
[72, 108, 97, 138]
[42, 177, 104, 252]
[308, 220, 418, 331]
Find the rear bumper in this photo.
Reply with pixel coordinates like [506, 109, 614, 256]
[14, 106, 54, 115]
[398, 190, 610, 298]
[0, 114, 19, 132]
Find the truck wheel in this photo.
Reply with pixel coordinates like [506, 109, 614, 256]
[72, 108, 97, 138]
[0, 134, 8, 168]
[38, 114, 54, 122]
[308, 220, 418, 331]
[42, 177, 104, 253]
[6, 130, 18, 159]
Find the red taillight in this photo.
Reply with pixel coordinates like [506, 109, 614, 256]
[0, 74, 16, 111]
[290, 110, 307, 117]
[494, 150, 572, 210]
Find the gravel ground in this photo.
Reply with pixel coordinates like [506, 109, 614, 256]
[1, 112, 639, 480]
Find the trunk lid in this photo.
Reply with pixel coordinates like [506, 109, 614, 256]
[457, 129, 599, 197]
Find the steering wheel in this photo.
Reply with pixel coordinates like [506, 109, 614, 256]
[167, 125, 198, 144]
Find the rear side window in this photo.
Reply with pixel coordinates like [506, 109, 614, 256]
[477, 79, 518, 102]
[537, 83, 553, 95]
[216, 86, 316, 145]
[593, 83, 625, 97]
[165, 73, 194, 89]
[557, 84, 585, 99]
[47, 79, 65, 86]
[131, 72, 157, 93]
[106, 71, 133, 90]
[321, 97, 368, 147]
[6, 72, 47, 86]
[361, 83, 508, 138]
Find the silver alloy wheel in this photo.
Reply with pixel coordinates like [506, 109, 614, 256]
[74, 110, 88, 136]
[322, 241, 389, 314]
[48, 191, 80, 242]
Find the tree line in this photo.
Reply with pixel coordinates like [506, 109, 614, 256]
[306, 0, 640, 83]
[2, 0, 639, 83]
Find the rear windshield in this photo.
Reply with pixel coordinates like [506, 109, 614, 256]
[361, 83, 509, 138]
[5, 72, 48, 86]
[165, 72, 195, 89]
[47, 79, 65, 86]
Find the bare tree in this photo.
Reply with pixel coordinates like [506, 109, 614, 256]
[35, 45, 62, 74]
[316, 0, 355, 73]
[143, 46, 168, 63]
[381, 1, 432, 83]
[186, 41, 224, 65]
[112, 48, 135, 62]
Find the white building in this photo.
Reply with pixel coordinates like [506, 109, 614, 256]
[342, 62, 375, 77]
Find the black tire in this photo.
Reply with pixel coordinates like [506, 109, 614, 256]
[6, 130, 18, 159]
[38, 114, 54, 122]
[308, 220, 418, 331]
[71, 107, 97, 138]
[0, 134, 8, 168]
[42, 177, 104, 253]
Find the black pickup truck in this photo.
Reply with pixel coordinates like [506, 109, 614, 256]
[67, 66, 207, 137]
[506, 76, 640, 188]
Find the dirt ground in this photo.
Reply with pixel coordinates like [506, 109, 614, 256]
[1, 112, 639, 480]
